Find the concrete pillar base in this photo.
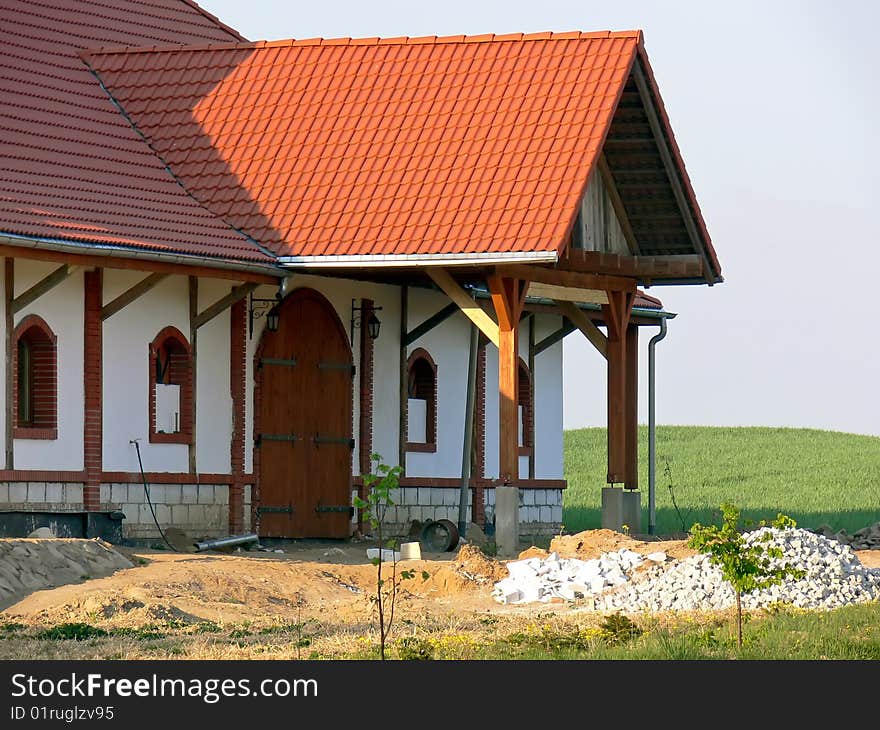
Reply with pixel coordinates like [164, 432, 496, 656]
[622, 489, 642, 534]
[601, 486, 623, 532]
[495, 486, 520, 557]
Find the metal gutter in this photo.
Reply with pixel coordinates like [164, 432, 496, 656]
[278, 250, 559, 268]
[470, 287, 677, 320]
[647, 317, 669, 535]
[0, 232, 284, 278]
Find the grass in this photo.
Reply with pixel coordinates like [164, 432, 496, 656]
[563, 426, 880, 536]
[4, 600, 879, 660]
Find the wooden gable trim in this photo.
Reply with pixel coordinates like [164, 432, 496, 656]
[630, 59, 715, 283]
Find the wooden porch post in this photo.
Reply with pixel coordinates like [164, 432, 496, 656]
[487, 274, 528, 556]
[625, 322, 639, 489]
[603, 289, 635, 484]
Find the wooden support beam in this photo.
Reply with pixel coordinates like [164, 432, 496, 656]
[604, 290, 635, 483]
[188, 276, 198, 474]
[4, 258, 13, 469]
[532, 321, 575, 357]
[527, 281, 607, 305]
[12, 264, 71, 313]
[556, 249, 704, 282]
[630, 60, 715, 283]
[0, 243, 280, 284]
[625, 323, 639, 489]
[494, 263, 636, 294]
[101, 272, 168, 321]
[486, 274, 529, 483]
[554, 300, 608, 359]
[427, 268, 499, 348]
[597, 153, 641, 255]
[403, 301, 459, 346]
[195, 282, 258, 329]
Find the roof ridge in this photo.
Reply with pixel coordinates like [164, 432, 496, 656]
[80, 29, 643, 57]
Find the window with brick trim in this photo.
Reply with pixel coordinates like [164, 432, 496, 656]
[149, 326, 193, 444]
[406, 348, 437, 453]
[13, 314, 58, 440]
[518, 358, 533, 454]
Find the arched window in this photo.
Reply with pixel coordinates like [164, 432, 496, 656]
[149, 326, 193, 444]
[406, 348, 437, 453]
[518, 358, 533, 455]
[13, 315, 58, 439]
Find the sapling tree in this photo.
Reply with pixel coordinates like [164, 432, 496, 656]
[687, 502, 804, 649]
[354, 453, 427, 660]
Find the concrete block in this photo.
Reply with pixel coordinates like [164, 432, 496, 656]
[111, 484, 127, 504]
[9, 484, 27, 503]
[244, 485, 252, 505]
[215, 485, 229, 503]
[442, 488, 457, 506]
[154, 503, 171, 525]
[522, 489, 535, 506]
[45, 483, 63, 504]
[27, 483, 46, 503]
[181, 485, 197, 504]
[127, 485, 144, 503]
[98, 484, 110, 504]
[138, 503, 154, 525]
[0, 484, 8, 503]
[622, 490, 642, 534]
[540, 506, 552, 523]
[66, 484, 83, 504]
[551, 505, 563, 524]
[121, 504, 139, 524]
[532, 490, 547, 506]
[171, 505, 189, 526]
[417, 487, 431, 505]
[601, 487, 624, 532]
[164, 485, 182, 505]
[495, 486, 520, 558]
[430, 489, 444, 506]
[387, 487, 401, 505]
[197, 486, 214, 504]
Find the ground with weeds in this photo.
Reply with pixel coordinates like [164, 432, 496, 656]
[1, 532, 878, 659]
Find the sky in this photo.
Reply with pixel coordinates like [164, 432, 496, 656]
[198, 0, 880, 437]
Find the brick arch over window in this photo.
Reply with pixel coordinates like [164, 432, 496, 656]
[406, 347, 437, 453]
[149, 326, 193, 444]
[13, 314, 58, 440]
[518, 357, 533, 455]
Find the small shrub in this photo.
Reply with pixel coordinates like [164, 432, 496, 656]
[396, 636, 434, 660]
[36, 623, 108, 641]
[598, 613, 643, 646]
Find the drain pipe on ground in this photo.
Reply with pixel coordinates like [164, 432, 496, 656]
[647, 317, 668, 536]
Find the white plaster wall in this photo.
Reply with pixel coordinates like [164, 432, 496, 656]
[103, 272, 190, 472]
[404, 286, 472, 479]
[195, 279, 232, 474]
[532, 314, 564, 480]
[13, 260, 84, 470]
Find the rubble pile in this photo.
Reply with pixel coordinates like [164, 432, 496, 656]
[494, 527, 880, 612]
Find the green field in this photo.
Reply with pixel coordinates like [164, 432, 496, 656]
[563, 426, 880, 536]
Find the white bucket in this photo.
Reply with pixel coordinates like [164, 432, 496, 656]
[399, 541, 421, 560]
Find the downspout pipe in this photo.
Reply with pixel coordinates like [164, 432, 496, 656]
[647, 317, 668, 535]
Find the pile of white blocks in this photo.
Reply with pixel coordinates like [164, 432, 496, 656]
[493, 549, 667, 604]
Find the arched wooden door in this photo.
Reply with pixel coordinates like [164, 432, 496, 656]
[256, 288, 353, 538]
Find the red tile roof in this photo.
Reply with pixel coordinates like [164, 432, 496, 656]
[0, 0, 272, 263]
[83, 32, 645, 260]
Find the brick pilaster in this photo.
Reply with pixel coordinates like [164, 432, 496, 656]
[83, 269, 102, 511]
[228, 297, 247, 533]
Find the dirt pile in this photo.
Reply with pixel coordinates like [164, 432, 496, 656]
[0, 538, 133, 610]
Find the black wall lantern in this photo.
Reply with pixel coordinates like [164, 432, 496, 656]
[249, 291, 282, 338]
[350, 298, 383, 342]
